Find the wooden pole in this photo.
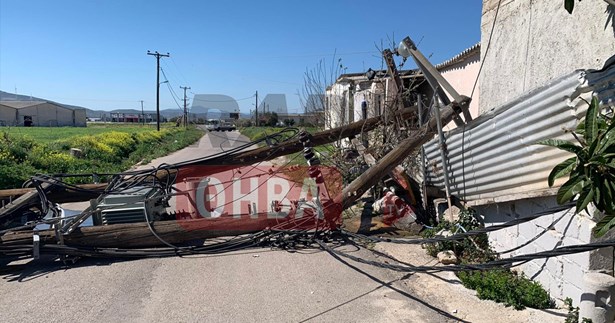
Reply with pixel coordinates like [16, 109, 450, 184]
[1, 216, 285, 248]
[0, 106, 419, 220]
[208, 105, 418, 166]
[336, 98, 468, 209]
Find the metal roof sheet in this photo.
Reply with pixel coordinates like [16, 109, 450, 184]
[421, 65, 612, 205]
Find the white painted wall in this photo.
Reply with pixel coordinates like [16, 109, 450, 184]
[324, 82, 350, 130]
[479, 0, 615, 113]
[476, 196, 612, 304]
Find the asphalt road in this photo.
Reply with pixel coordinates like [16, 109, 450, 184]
[0, 130, 462, 323]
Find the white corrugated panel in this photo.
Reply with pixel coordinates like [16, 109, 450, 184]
[424, 64, 615, 204]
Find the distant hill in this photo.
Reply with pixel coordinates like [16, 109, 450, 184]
[1, 90, 251, 120]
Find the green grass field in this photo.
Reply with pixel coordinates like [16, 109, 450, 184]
[0, 124, 204, 189]
[0, 123, 175, 143]
[238, 126, 335, 165]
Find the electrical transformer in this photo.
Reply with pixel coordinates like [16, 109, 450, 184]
[92, 186, 167, 225]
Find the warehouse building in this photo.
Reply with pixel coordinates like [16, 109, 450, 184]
[0, 101, 86, 127]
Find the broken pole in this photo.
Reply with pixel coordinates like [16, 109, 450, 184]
[417, 94, 428, 211]
[0, 106, 420, 221]
[337, 98, 468, 209]
[433, 96, 453, 213]
[194, 105, 419, 167]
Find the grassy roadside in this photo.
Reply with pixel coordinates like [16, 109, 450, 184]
[238, 126, 336, 165]
[0, 125, 204, 189]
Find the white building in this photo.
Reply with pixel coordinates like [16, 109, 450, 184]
[0, 101, 86, 127]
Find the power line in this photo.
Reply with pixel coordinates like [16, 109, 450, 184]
[159, 67, 185, 111]
[169, 56, 191, 85]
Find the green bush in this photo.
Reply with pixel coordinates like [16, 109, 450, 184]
[421, 209, 495, 263]
[0, 163, 38, 189]
[458, 269, 553, 310]
[0, 127, 203, 189]
[420, 207, 552, 311]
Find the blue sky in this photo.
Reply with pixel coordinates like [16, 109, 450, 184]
[0, 0, 482, 113]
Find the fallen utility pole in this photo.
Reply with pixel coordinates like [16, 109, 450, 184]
[337, 97, 469, 209]
[209, 105, 418, 166]
[0, 106, 419, 219]
[1, 216, 286, 248]
[0, 100, 464, 249]
[0, 183, 106, 204]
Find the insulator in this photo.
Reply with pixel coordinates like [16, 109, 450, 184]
[303, 147, 315, 160]
[309, 157, 321, 166]
[308, 166, 322, 178]
[298, 131, 310, 143]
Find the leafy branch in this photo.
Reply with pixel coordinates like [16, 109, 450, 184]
[538, 97, 615, 237]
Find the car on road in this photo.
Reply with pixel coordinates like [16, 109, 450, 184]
[214, 122, 236, 132]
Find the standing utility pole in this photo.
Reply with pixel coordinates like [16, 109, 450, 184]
[147, 50, 170, 131]
[140, 100, 145, 125]
[180, 86, 190, 127]
[255, 90, 258, 126]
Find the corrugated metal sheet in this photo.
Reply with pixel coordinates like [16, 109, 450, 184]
[423, 64, 615, 204]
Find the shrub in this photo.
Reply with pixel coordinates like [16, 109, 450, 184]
[98, 131, 136, 157]
[421, 209, 495, 263]
[0, 163, 38, 188]
[458, 270, 553, 310]
[0, 127, 203, 189]
[29, 146, 78, 174]
[420, 207, 552, 311]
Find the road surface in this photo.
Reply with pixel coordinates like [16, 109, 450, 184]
[0, 130, 561, 322]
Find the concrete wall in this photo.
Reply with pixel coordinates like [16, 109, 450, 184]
[476, 196, 613, 304]
[479, 0, 615, 113]
[55, 106, 74, 126]
[440, 55, 481, 131]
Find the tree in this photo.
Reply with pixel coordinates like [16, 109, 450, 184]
[299, 53, 346, 129]
[539, 97, 615, 237]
